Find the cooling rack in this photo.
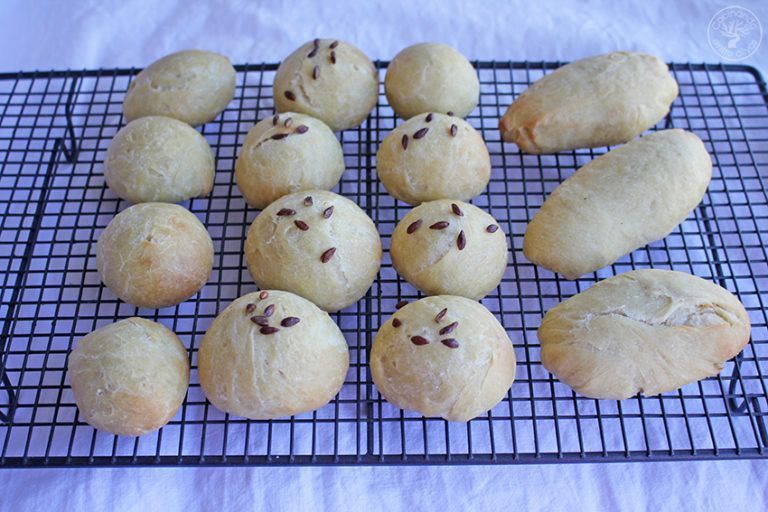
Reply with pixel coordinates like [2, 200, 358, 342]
[0, 61, 766, 467]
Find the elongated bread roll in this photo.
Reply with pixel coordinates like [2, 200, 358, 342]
[539, 269, 751, 399]
[500, 51, 678, 153]
[523, 129, 712, 279]
[124, 50, 236, 126]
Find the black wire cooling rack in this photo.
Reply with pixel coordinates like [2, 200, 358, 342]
[0, 61, 766, 467]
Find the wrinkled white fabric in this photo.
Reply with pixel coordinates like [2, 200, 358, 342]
[0, 0, 766, 70]
[0, 0, 766, 510]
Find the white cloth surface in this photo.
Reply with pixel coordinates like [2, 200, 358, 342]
[0, 0, 767, 510]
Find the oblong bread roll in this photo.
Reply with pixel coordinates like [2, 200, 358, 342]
[123, 50, 236, 126]
[539, 269, 751, 399]
[523, 129, 712, 279]
[500, 51, 678, 153]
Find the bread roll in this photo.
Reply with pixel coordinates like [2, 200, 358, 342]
[124, 50, 236, 126]
[198, 290, 349, 419]
[274, 39, 378, 131]
[67, 317, 189, 436]
[539, 269, 751, 399]
[96, 203, 214, 308]
[371, 296, 516, 421]
[244, 190, 382, 312]
[104, 116, 215, 204]
[390, 200, 508, 299]
[500, 51, 679, 153]
[385, 43, 479, 119]
[235, 112, 344, 209]
[376, 113, 490, 205]
[524, 129, 712, 279]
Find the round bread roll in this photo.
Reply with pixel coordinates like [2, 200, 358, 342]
[274, 39, 378, 131]
[68, 317, 189, 436]
[104, 116, 215, 204]
[245, 190, 381, 312]
[198, 290, 349, 419]
[96, 203, 214, 308]
[390, 200, 508, 299]
[376, 113, 490, 205]
[123, 49, 236, 126]
[385, 43, 479, 119]
[370, 296, 516, 422]
[235, 112, 345, 209]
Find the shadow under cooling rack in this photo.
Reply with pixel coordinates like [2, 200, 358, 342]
[0, 61, 766, 467]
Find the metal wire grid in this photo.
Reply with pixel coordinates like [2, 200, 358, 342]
[0, 61, 766, 467]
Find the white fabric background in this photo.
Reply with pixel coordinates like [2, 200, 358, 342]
[0, 0, 767, 510]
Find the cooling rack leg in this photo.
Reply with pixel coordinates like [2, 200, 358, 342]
[697, 181, 767, 450]
[752, 398, 768, 448]
[0, 75, 79, 425]
[0, 373, 15, 424]
[0, 137, 68, 424]
[727, 354, 768, 448]
[61, 76, 79, 163]
[663, 104, 674, 129]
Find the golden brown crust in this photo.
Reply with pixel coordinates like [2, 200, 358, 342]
[499, 51, 679, 153]
[96, 203, 214, 308]
[523, 129, 712, 279]
[539, 270, 751, 399]
[370, 296, 516, 421]
[67, 317, 189, 436]
[198, 291, 349, 419]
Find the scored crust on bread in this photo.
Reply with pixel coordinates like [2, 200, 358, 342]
[538, 269, 751, 399]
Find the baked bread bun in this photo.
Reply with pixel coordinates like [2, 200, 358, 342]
[244, 190, 381, 312]
[385, 43, 479, 119]
[235, 112, 344, 209]
[390, 200, 508, 299]
[67, 317, 189, 436]
[524, 129, 712, 279]
[371, 296, 516, 421]
[274, 39, 378, 131]
[104, 116, 215, 204]
[539, 269, 751, 399]
[500, 51, 679, 153]
[376, 113, 490, 205]
[198, 290, 349, 419]
[96, 203, 214, 308]
[123, 49, 236, 126]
